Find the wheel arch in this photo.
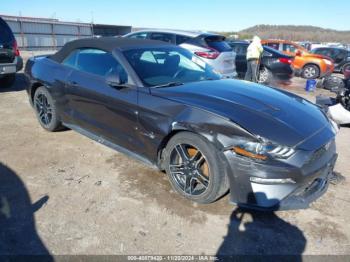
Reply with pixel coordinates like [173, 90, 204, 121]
[156, 127, 207, 170]
[30, 82, 44, 103]
[303, 62, 320, 71]
[156, 117, 255, 170]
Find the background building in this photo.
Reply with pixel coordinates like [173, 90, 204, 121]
[1, 14, 132, 50]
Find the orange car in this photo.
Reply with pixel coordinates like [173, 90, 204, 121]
[262, 40, 334, 79]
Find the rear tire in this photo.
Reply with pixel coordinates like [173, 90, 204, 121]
[0, 74, 15, 88]
[163, 132, 229, 204]
[302, 64, 320, 79]
[258, 67, 272, 85]
[33, 86, 62, 132]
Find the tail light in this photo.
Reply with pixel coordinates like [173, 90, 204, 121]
[195, 47, 220, 60]
[13, 40, 20, 56]
[279, 57, 292, 64]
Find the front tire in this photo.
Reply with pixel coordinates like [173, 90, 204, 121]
[33, 86, 62, 132]
[164, 132, 229, 204]
[302, 64, 320, 79]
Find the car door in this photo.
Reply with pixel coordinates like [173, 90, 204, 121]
[231, 43, 247, 77]
[63, 48, 141, 152]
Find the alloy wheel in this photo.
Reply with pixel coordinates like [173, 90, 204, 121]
[169, 144, 210, 196]
[258, 68, 269, 83]
[35, 93, 52, 126]
[303, 66, 317, 79]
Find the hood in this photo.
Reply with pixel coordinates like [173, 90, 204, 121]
[151, 79, 335, 150]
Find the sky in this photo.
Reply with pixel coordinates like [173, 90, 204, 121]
[1, 0, 349, 32]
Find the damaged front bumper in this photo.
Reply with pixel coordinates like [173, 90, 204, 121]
[223, 139, 337, 211]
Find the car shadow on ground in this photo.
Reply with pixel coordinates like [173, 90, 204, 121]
[0, 162, 52, 260]
[216, 193, 306, 261]
[0, 73, 27, 93]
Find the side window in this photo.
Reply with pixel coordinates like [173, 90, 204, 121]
[74, 49, 127, 80]
[231, 44, 247, 56]
[150, 33, 174, 43]
[230, 44, 238, 53]
[176, 35, 192, 45]
[266, 43, 279, 50]
[321, 49, 332, 57]
[129, 32, 148, 39]
[77, 49, 120, 77]
[314, 49, 327, 56]
[62, 50, 79, 68]
[283, 44, 297, 53]
[239, 45, 248, 55]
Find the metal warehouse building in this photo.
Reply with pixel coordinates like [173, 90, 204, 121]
[93, 24, 132, 37]
[1, 15, 132, 50]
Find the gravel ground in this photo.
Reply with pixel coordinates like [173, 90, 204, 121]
[0, 52, 349, 258]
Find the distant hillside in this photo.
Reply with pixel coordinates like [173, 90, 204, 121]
[229, 25, 350, 43]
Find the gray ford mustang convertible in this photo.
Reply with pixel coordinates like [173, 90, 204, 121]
[25, 37, 338, 210]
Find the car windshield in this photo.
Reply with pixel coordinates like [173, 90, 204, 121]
[123, 47, 221, 87]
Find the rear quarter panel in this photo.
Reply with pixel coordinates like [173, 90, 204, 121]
[25, 57, 72, 119]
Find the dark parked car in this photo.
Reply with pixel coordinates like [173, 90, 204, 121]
[25, 38, 338, 210]
[229, 41, 294, 84]
[311, 47, 350, 74]
[0, 16, 23, 87]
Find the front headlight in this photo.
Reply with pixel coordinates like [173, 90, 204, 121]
[232, 140, 295, 161]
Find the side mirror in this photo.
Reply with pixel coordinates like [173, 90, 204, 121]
[106, 67, 128, 88]
[296, 50, 302, 56]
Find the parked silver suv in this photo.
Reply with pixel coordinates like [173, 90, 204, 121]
[124, 30, 237, 78]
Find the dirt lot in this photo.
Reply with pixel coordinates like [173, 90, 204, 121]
[0, 52, 349, 258]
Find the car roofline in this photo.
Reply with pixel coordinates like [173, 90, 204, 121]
[126, 29, 224, 38]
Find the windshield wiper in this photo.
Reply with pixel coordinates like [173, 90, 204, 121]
[152, 82, 184, 88]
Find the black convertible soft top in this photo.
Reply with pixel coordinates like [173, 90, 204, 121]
[50, 37, 171, 63]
